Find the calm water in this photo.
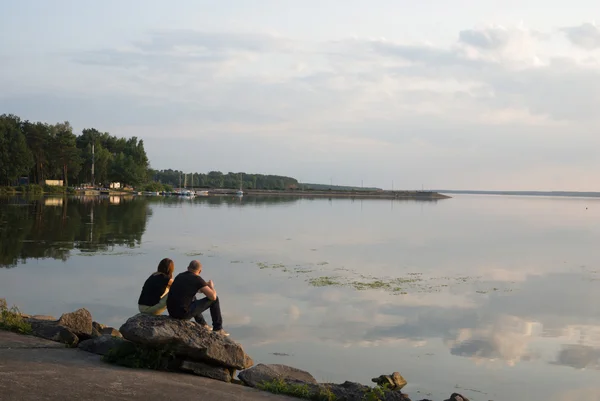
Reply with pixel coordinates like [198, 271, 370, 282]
[1, 194, 600, 401]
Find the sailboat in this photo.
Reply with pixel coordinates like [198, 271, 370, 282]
[236, 173, 244, 196]
[181, 173, 195, 198]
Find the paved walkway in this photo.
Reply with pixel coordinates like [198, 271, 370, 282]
[0, 331, 293, 401]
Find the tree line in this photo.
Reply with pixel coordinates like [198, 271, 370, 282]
[0, 113, 300, 190]
[150, 169, 299, 190]
[0, 114, 149, 187]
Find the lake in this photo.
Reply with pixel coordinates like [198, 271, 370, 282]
[1, 194, 599, 401]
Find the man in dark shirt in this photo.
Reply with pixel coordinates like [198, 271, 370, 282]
[167, 260, 228, 336]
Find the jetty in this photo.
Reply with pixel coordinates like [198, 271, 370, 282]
[242, 189, 450, 200]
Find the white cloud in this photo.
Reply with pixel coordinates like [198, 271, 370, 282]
[561, 23, 600, 50]
[3, 19, 600, 189]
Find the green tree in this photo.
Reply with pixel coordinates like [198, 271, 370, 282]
[50, 122, 81, 187]
[23, 121, 51, 184]
[0, 115, 34, 185]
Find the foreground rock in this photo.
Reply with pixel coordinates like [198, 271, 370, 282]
[57, 308, 93, 339]
[78, 334, 128, 356]
[0, 331, 294, 401]
[26, 318, 79, 346]
[239, 365, 411, 401]
[180, 360, 234, 383]
[239, 364, 318, 388]
[119, 313, 253, 370]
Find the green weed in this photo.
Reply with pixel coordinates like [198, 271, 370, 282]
[308, 276, 342, 287]
[0, 298, 32, 335]
[257, 379, 337, 401]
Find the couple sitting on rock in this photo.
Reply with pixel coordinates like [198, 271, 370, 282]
[137, 258, 228, 336]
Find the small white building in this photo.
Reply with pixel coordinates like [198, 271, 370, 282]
[109, 182, 121, 189]
[45, 179, 64, 186]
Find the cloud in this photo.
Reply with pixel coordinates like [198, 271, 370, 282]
[459, 26, 514, 50]
[4, 24, 600, 190]
[561, 23, 600, 50]
[73, 30, 293, 68]
[446, 316, 540, 365]
[552, 344, 600, 369]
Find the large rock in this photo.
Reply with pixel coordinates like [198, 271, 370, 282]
[180, 360, 233, 383]
[27, 320, 78, 346]
[238, 364, 317, 388]
[57, 308, 92, 338]
[78, 334, 128, 356]
[119, 314, 253, 370]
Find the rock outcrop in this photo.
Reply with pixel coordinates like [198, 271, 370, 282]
[23, 308, 94, 346]
[238, 365, 411, 401]
[57, 308, 93, 339]
[27, 319, 79, 346]
[180, 360, 234, 383]
[78, 335, 128, 356]
[239, 363, 317, 388]
[119, 313, 253, 370]
[2, 300, 473, 401]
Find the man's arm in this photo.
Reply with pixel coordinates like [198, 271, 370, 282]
[199, 281, 217, 301]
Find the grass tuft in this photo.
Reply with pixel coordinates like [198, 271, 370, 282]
[362, 384, 391, 401]
[0, 298, 32, 335]
[257, 379, 337, 401]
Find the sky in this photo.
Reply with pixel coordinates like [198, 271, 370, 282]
[1, 0, 600, 191]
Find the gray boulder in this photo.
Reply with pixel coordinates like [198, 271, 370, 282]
[78, 335, 127, 356]
[238, 364, 317, 387]
[119, 314, 253, 370]
[180, 360, 233, 383]
[57, 308, 93, 338]
[27, 319, 78, 346]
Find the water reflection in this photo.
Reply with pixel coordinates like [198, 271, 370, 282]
[1, 194, 599, 401]
[147, 195, 302, 208]
[0, 196, 151, 267]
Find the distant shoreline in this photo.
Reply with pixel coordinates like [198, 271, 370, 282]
[242, 189, 451, 199]
[433, 190, 600, 198]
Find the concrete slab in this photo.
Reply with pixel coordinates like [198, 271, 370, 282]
[0, 331, 65, 349]
[0, 332, 294, 401]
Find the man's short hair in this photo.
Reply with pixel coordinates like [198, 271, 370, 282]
[188, 260, 201, 272]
